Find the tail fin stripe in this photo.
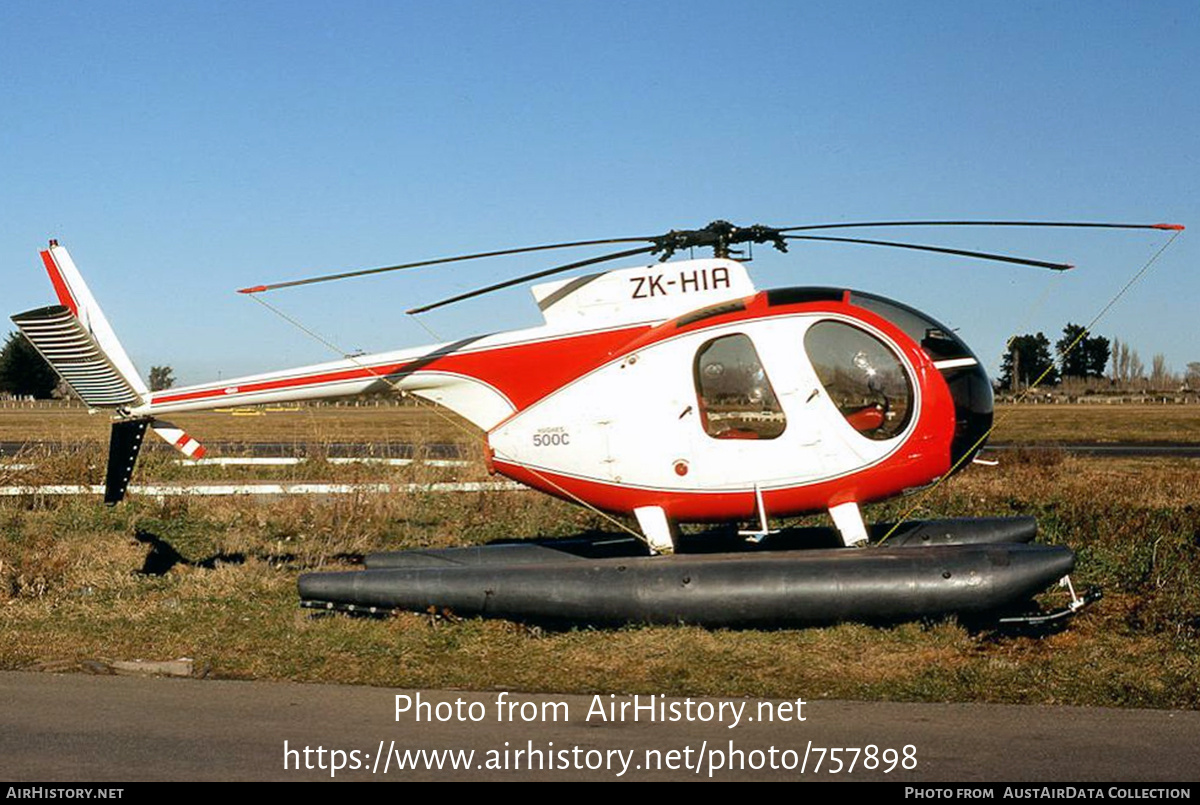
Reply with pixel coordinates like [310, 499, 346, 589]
[40, 250, 79, 315]
[150, 420, 208, 460]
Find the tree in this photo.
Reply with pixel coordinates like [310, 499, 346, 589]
[1111, 338, 1130, 383]
[1129, 350, 1145, 382]
[1150, 354, 1171, 389]
[0, 331, 59, 399]
[1186, 362, 1200, 389]
[1000, 332, 1058, 390]
[149, 366, 176, 391]
[1056, 323, 1109, 380]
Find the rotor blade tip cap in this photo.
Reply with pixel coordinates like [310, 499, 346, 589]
[1154, 223, 1185, 231]
[238, 285, 268, 294]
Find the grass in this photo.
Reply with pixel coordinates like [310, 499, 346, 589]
[989, 402, 1200, 444]
[0, 400, 472, 445]
[1, 445, 1199, 709]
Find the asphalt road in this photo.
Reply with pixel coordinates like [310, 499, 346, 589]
[2, 671, 1197, 782]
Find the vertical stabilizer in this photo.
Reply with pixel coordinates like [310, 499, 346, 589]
[105, 419, 149, 505]
[12, 242, 149, 408]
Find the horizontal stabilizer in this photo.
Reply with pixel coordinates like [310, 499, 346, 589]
[150, 420, 207, 459]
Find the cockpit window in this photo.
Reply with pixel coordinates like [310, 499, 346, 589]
[694, 334, 786, 440]
[804, 321, 914, 440]
[849, 292, 973, 361]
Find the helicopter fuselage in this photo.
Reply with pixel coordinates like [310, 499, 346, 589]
[488, 286, 987, 526]
[147, 259, 993, 548]
[17, 248, 993, 552]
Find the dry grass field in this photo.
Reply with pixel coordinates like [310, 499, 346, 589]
[1, 401, 1198, 708]
[0, 400, 474, 446]
[990, 402, 1200, 444]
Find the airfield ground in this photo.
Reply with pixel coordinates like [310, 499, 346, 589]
[3, 398, 1200, 445]
[0, 401, 1197, 708]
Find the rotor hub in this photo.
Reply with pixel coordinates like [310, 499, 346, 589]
[651, 221, 789, 261]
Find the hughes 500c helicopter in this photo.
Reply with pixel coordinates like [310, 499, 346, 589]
[12, 219, 1181, 626]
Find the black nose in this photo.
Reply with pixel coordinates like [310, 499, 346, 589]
[945, 364, 994, 471]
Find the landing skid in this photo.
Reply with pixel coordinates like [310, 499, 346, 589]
[995, 580, 1103, 631]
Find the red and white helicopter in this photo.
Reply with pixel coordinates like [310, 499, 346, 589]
[11, 220, 1184, 626]
[13, 219, 1181, 559]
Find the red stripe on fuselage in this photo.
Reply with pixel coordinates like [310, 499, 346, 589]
[493, 443, 951, 521]
[150, 325, 652, 410]
[41, 250, 78, 316]
[152, 363, 399, 405]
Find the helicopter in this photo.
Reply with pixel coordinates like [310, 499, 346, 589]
[10, 219, 1182, 626]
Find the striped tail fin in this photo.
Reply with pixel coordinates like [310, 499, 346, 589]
[11, 242, 149, 409]
[12, 242, 206, 503]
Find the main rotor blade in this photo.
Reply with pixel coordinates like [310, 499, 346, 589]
[238, 236, 656, 294]
[783, 234, 1074, 270]
[406, 245, 659, 314]
[780, 220, 1185, 233]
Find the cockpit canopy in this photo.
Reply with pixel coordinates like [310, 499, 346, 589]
[762, 287, 994, 464]
[848, 290, 993, 466]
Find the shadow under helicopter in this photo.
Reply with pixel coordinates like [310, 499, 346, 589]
[133, 529, 360, 577]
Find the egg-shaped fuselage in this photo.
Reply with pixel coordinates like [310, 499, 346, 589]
[487, 288, 987, 523]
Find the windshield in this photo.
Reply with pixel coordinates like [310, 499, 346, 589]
[804, 320, 914, 440]
[849, 291, 973, 361]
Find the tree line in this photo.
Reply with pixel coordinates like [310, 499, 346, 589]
[1000, 323, 1196, 392]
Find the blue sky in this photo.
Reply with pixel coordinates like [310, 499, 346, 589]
[2, 1, 1196, 384]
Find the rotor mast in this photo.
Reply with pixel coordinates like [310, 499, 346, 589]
[650, 220, 789, 261]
